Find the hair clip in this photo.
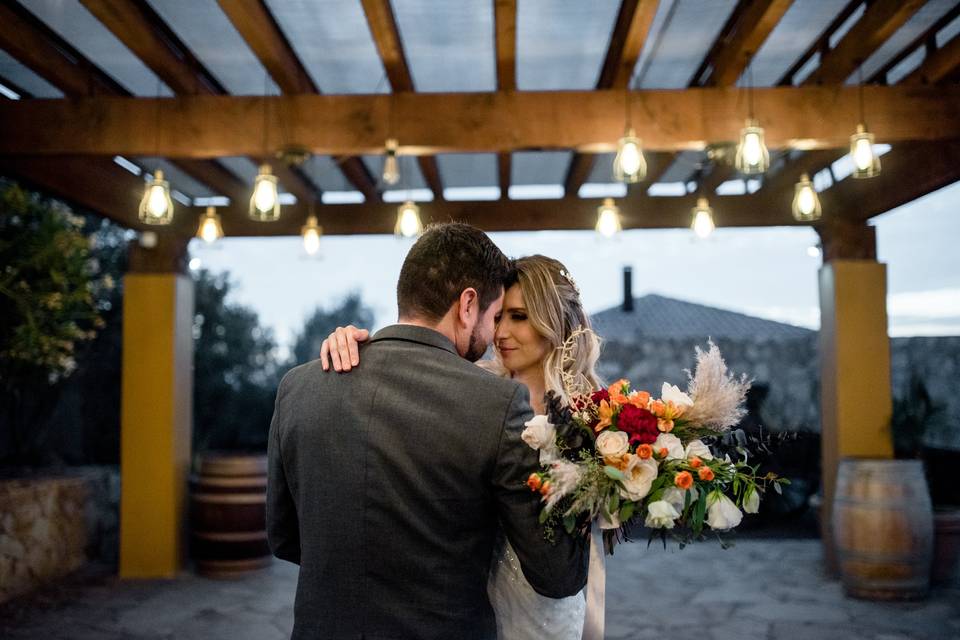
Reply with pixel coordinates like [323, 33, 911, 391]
[559, 269, 581, 296]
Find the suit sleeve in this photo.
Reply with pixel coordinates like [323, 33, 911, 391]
[492, 385, 589, 598]
[266, 375, 301, 565]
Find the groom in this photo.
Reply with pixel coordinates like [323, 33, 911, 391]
[267, 223, 588, 639]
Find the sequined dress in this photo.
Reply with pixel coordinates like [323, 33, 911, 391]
[487, 530, 586, 639]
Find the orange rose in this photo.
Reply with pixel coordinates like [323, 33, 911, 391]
[608, 379, 629, 405]
[628, 391, 651, 408]
[539, 481, 551, 496]
[657, 418, 675, 433]
[689, 457, 703, 469]
[698, 467, 715, 481]
[636, 444, 653, 460]
[649, 399, 666, 417]
[658, 447, 669, 458]
[674, 471, 693, 490]
[527, 473, 542, 492]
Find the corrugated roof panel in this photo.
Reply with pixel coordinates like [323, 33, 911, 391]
[146, 0, 273, 95]
[391, 0, 495, 92]
[266, 0, 389, 94]
[19, 0, 173, 96]
[516, 0, 621, 90]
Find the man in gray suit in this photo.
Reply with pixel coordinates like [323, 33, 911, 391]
[267, 223, 588, 640]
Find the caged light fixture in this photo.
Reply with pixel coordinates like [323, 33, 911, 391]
[690, 197, 716, 239]
[734, 61, 770, 175]
[382, 138, 400, 185]
[394, 155, 423, 238]
[250, 73, 281, 221]
[595, 198, 622, 238]
[791, 173, 821, 222]
[612, 86, 647, 183]
[302, 209, 322, 256]
[139, 80, 174, 225]
[196, 206, 224, 243]
[850, 67, 881, 179]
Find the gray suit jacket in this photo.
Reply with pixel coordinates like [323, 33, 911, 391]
[267, 324, 588, 640]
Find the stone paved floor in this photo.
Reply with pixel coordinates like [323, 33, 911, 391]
[1, 540, 958, 640]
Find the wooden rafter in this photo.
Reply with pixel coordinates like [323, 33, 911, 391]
[902, 33, 960, 85]
[217, 0, 379, 203]
[694, 0, 794, 87]
[0, 0, 247, 206]
[867, 3, 960, 84]
[777, 0, 869, 86]
[360, 0, 443, 200]
[803, 0, 926, 86]
[3, 86, 957, 157]
[565, 0, 659, 197]
[494, 0, 516, 199]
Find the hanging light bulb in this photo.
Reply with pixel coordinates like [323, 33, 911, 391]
[734, 119, 770, 175]
[382, 138, 400, 185]
[691, 197, 715, 239]
[301, 214, 322, 255]
[395, 201, 423, 238]
[196, 206, 224, 243]
[791, 173, 822, 222]
[613, 128, 646, 183]
[249, 164, 280, 221]
[138, 169, 174, 225]
[850, 124, 880, 178]
[595, 198, 622, 238]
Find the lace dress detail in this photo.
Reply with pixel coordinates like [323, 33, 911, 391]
[487, 531, 585, 639]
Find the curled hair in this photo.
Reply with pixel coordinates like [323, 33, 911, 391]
[488, 255, 603, 399]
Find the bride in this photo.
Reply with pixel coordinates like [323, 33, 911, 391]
[320, 255, 602, 639]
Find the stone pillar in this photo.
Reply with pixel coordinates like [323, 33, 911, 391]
[816, 219, 894, 573]
[119, 234, 194, 578]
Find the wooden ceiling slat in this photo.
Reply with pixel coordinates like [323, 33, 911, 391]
[776, 0, 870, 87]
[803, 0, 926, 86]
[78, 0, 318, 206]
[697, 0, 794, 87]
[359, 0, 443, 200]
[494, 0, 516, 198]
[902, 33, 960, 85]
[867, 3, 960, 84]
[216, 0, 379, 203]
[565, 1, 660, 197]
[3, 86, 956, 157]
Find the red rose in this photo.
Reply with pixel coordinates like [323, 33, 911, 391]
[616, 404, 659, 445]
[590, 389, 610, 405]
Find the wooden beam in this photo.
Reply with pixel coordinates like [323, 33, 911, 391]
[867, 3, 960, 84]
[777, 0, 871, 86]
[494, 0, 517, 91]
[498, 153, 511, 200]
[79, 0, 225, 95]
[359, 0, 443, 200]
[902, 34, 960, 85]
[566, 1, 660, 197]
[697, 0, 794, 87]
[804, 0, 925, 85]
[216, 0, 316, 93]
[2, 86, 957, 157]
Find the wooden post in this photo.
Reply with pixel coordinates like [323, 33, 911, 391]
[816, 219, 894, 575]
[119, 234, 194, 578]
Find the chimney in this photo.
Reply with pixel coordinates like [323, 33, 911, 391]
[622, 266, 634, 312]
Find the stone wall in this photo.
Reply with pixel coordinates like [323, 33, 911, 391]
[597, 335, 960, 449]
[0, 478, 88, 603]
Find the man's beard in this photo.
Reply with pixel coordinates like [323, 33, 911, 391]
[464, 323, 488, 362]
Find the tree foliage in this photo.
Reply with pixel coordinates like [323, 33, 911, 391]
[290, 292, 375, 367]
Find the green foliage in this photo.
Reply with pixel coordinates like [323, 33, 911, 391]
[891, 373, 946, 459]
[289, 292, 374, 366]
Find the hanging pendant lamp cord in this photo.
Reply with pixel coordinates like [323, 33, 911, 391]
[858, 66, 866, 127]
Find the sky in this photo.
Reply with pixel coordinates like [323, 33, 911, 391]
[189, 180, 960, 356]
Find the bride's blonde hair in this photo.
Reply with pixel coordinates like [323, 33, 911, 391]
[487, 255, 602, 401]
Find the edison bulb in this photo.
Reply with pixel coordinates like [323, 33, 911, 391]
[741, 131, 763, 167]
[852, 137, 875, 172]
[303, 228, 321, 255]
[200, 217, 220, 243]
[595, 198, 622, 238]
[253, 178, 277, 213]
[146, 184, 169, 218]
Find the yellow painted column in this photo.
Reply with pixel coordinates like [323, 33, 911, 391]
[818, 259, 894, 569]
[120, 272, 194, 578]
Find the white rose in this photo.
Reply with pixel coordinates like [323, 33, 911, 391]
[660, 382, 693, 408]
[653, 433, 684, 460]
[706, 492, 743, 530]
[596, 431, 629, 458]
[644, 500, 681, 529]
[662, 486, 697, 511]
[619, 456, 659, 501]
[684, 439, 714, 460]
[521, 415, 557, 464]
[743, 488, 760, 514]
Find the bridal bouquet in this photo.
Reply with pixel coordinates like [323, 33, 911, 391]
[522, 338, 788, 548]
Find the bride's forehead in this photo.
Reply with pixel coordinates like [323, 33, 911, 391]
[503, 284, 525, 306]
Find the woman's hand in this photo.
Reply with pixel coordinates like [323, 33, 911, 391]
[319, 325, 370, 372]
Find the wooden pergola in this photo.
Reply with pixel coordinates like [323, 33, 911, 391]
[1, 0, 958, 578]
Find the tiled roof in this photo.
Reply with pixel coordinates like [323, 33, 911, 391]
[590, 294, 814, 342]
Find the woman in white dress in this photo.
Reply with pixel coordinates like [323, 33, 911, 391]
[320, 255, 602, 640]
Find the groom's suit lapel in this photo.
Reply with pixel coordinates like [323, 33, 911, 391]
[368, 324, 458, 355]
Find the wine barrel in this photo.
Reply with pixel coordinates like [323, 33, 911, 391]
[190, 453, 271, 578]
[832, 458, 933, 600]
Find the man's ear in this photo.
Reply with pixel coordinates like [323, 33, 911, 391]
[457, 288, 479, 326]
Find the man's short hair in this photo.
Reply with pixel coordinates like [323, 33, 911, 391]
[397, 222, 512, 322]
